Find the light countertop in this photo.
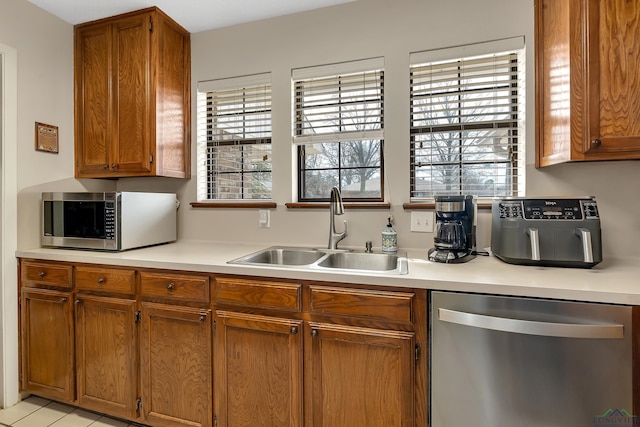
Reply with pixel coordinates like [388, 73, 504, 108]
[16, 241, 640, 305]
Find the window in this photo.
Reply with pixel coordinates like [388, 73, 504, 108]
[293, 58, 384, 201]
[410, 38, 525, 200]
[196, 74, 272, 201]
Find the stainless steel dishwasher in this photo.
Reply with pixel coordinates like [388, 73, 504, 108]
[430, 291, 634, 427]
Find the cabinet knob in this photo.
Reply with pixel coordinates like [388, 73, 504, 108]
[111, 164, 117, 170]
[311, 329, 318, 338]
[591, 139, 602, 148]
[75, 299, 81, 304]
[199, 314, 206, 322]
[167, 283, 174, 291]
[290, 326, 298, 335]
[97, 277, 105, 285]
[38, 271, 46, 278]
[104, 164, 109, 169]
[60, 297, 67, 303]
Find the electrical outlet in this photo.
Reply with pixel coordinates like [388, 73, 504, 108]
[259, 209, 270, 228]
[410, 211, 434, 232]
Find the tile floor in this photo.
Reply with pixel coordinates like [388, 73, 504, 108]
[0, 396, 144, 427]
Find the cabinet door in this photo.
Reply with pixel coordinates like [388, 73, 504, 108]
[111, 13, 153, 175]
[215, 311, 303, 427]
[583, 0, 640, 157]
[307, 323, 415, 427]
[140, 302, 213, 427]
[535, 0, 640, 165]
[75, 23, 112, 176]
[21, 288, 75, 402]
[75, 295, 138, 419]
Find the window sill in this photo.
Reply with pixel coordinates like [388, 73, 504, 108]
[286, 202, 391, 210]
[190, 201, 277, 209]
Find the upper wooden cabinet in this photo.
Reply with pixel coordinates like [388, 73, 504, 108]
[74, 7, 191, 178]
[535, 0, 640, 167]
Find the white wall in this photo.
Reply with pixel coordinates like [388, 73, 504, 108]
[4, 0, 639, 258]
[120, 0, 534, 252]
[0, 0, 114, 251]
[120, 0, 640, 261]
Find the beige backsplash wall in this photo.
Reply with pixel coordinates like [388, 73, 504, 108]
[114, 0, 640, 260]
[10, 0, 639, 260]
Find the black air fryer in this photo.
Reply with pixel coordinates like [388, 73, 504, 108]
[491, 197, 602, 268]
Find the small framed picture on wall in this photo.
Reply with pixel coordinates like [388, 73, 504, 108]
[35, 122, 59, 153]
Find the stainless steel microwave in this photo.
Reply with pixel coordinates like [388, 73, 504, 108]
[41, 192, 177, 251]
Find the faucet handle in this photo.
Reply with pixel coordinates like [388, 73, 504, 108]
[365, 241, 373, 253]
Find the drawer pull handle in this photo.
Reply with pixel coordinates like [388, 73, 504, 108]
[75, 299, 81, 304]
[39, 271, 46, 278]
[311, 329, 318, 338]
[97, 277, 105, 285]
[167, 283, 175, 291]
[60, 297, 67, 303]
[290, 326, 298, 335]
[199, 314, 206, 322]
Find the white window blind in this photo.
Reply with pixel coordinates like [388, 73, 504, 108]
[293, 57, 384, 145]
[292, 58, 385, 201]
[196, 73, 272, 201]
[410, 39, 525, 200]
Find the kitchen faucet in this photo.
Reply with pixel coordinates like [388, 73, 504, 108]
[328, 186, 347, 250]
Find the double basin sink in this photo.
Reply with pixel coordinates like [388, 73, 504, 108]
[228, 246, 408, 275]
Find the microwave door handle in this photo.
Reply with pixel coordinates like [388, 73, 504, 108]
[526, 228, 540, 261]
[576, 228, 594, 263]
[437, 308, 624, 339]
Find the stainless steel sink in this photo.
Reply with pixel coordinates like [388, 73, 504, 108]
[317, 252, 407, 273]
[228, 246, 408, 275]
[228, 247, 326, 266]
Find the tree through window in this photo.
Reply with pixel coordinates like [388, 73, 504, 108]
[410, 40, 525, 199]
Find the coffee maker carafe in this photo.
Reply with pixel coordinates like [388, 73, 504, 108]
[428, 195, 476, 263]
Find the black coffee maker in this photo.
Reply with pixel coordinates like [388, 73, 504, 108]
[428, 195, 476, 263]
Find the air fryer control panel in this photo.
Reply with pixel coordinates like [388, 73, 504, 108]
[498, 198, 599, 220]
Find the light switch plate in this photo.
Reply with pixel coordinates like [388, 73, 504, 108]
[410, 211, 434, 232]
[259, 209, 270, 228]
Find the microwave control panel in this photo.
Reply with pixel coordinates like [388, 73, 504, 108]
[105, 201, 116, 240]
[498, 199, 599, 220]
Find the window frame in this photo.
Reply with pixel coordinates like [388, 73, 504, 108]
[296, 140, 385, 202]
[292, 59, 385, 203]
[196, 73, 272, 202]
[409, 38, 526, 201]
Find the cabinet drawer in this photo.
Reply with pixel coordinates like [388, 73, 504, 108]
[310, 286, 414, 323]
[140, 271, 210, 303]
[215, 277, 302, 312]
[75, 266, 136, 294]
[21, 261, 73, 289]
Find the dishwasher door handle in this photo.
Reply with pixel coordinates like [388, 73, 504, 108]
[438, 308, 624, 339]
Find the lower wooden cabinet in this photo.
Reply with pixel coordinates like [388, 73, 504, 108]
[214, 311, 303, 427]
[19, 260, 426, 427]
[140, 302, 213, 427]
[20, 288, 75, 403]
[307, 323, 415, 427]
[75, 295, 138, 419]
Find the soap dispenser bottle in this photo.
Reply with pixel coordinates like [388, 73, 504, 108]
[382, 217, 397, 254]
